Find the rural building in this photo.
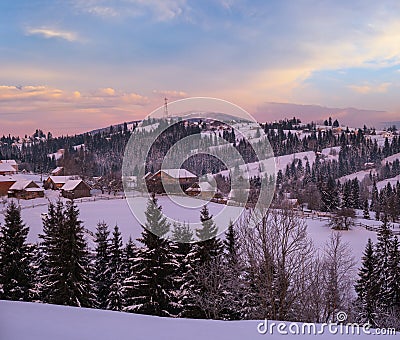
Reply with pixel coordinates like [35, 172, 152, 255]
[50, 166, 64, 176]
[61, 179, 91, 199]
[8, 180, 44, 200]
[44, 176, 77, 190]
[147, 169, 198, 194]
[0, 163, 17, 175]
[0, 160, 18, 172]
[0, 176, 16, 196]
[186, 182, 217, 200]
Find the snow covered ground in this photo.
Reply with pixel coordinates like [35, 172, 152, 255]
[382, 152, 400, 164]
[338, 169, 377, 184]
[376, 175, 400, 190]
[0, 195, 244, 244]
[0, 301, 396, 340]
[0, 194, 386, 269]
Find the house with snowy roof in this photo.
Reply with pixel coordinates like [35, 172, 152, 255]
[8, 180, 44, 199]
[50, 166, 64, 176]
[0, 159, 18, 172]
[147, 168, 198, 194]
[61, 179, 91, 199]
[44, 176, 79, 190]
[0, 162, 17, 175]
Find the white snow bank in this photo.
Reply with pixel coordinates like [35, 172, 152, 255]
[0, 301, 395, 340]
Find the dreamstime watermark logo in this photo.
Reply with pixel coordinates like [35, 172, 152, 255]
[257, 311, 397, 336]
[122, 97, 276, 242]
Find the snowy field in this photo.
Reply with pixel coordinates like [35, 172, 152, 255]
[339, 169, 377, 184]
[0, 194, 383, 269]
[382, 152, 400, 164]
[0, 301, 396, 340]
[376, 175, 400, 190]
[0, 195, 244, 244]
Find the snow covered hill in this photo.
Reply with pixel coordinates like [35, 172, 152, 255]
[0, 301, 395, 340]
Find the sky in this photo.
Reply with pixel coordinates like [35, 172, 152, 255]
[0, 0, 399, 136]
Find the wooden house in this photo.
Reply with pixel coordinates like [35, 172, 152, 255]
[0, 176, 16, 196]
[0, 160, 18, 172]
[50, 166, 64, 176]
[44, 176, 77, 190]
[148, 169, 198, 194]
[0, 163, 17, 175]
[8, 180, 44, 200]
[186, 182, 217, 200]
[61, 179, 91, 199]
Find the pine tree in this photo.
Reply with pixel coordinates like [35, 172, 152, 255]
[223, 220, 242, 320]
[351, 179, 360, 209]
[180, 205, 224, 318]
[124, 197, 177, 316]
[93, 221, 111, 309]
[363, 199, 370, 219]
[386, 237, 400, 311]
[38, 200, 64, 302]
[107, 225, 124, 311]
[0, 201, 33, 301]
[355, 239, 378, 326]
[374, 220, 395, 314]
[39, 200, 93, 307]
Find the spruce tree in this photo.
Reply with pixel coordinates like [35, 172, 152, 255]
[107, 225, 124, 311]
[180, 205, 224, 318]
[363, 199, 370, 219]
[124, 197, 177, 316]
[38, 200, 64, 302]
[0, 201, 33, 301]
[387, 237, 400, 311]
[40, 200, 93, 307]
[223, 220, 242, 320]
[93, 221, 111, 309]
[355, 239, 378, 326]
[374, 220, 396, 316]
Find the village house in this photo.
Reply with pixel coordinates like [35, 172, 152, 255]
[0, 159, 18, 172]
[8, 180, 44, 200]
[146, 169, 198, 194]
[50, 166, 64, 176]
[0, 176, 16, 196]
[44, 175, 78, 190]
[186, 182, 216, 199]
[61, 179, 91, 199]
[0, 162, 17, 175]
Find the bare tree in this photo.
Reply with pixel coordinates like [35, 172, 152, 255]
[238, 207, 315, 320]
[321, 232, 356, 322]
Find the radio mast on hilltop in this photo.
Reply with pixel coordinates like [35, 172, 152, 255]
[164, 97, 169, 118]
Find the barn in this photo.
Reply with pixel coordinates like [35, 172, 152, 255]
[0, 160, 18, 172]
[51, 166, 64, 176]
[44, 176, 77, 190]
[8, 180, 44, 200]
[0, 163, 17, 175]
[148, 169, 198, 194]
[61, 179, 91, 199]
[0, 176, 16, 196]
[186, 181, 217, 200]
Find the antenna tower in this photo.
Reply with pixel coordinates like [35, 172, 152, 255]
[164, 97, 169, 118]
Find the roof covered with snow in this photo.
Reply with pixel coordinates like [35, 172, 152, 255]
[0, 159, 17, 165]
[61, 179, 88, 191]
[0, 163, 17, 172]
[0, 176, 16, 182]
[186, 182, 215, 192]
[157, 169, 197, 179]
[48, 176, 76, 184]
[9, 180, 38, 191]
[51, 166, 64, 174]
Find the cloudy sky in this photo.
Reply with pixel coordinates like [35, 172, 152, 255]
[1, 0, 399, 135]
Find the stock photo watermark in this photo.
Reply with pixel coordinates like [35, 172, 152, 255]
[257, 312, 397, 336]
